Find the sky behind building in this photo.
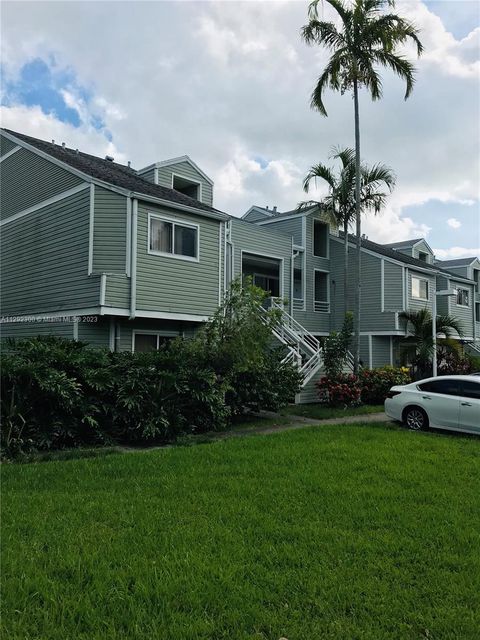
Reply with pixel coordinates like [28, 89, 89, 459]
[1, 0, 479, 258]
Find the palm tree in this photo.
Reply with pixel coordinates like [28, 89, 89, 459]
[302, 0, 423, 372]
[399, 308, 464, 378]
[301, 146, 395, 316]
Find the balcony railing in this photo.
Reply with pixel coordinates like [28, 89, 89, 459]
[293, 298, 304, 311]
[314, 300, 330, 313]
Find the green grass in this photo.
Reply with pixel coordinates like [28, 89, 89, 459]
[280, 403, 384, 420]
[2, 423, 479, 639]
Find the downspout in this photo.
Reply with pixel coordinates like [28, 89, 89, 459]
[130, 197, 138, 319]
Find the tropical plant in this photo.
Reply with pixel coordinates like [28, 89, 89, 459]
[321, 311, 354, 379]
[302, 0, 423, 372]
[359, 365, 411, 404]
[301, 146, 395, 314]
[399, 308, 464, 378]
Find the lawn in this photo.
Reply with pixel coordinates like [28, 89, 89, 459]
[2, 422, 480, 639]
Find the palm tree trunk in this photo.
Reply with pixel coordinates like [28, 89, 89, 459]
[353, 79, 361, 374]
[343, 217, 349, 316]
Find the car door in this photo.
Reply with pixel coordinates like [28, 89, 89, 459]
[458, 380, 480, 433]
[417, 379, 461, 429]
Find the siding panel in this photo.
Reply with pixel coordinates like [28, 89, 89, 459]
[0, 147, 83, 220]
[93, 187, 128, 273]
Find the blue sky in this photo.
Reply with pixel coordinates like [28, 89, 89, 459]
[1, 0, 478, 258]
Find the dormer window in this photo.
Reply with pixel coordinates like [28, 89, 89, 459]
[418, 251, 428, 263]
[172, 174, 201, 201]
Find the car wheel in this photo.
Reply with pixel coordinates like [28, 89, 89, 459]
[403, 406, 429, 431]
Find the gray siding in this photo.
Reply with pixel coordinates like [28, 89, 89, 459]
[105, 274, 130, 309]
[0, 134, 17, 157]
[135, 202, 221, 317]
[372, 336, 392, 367]
[408, 269, 435, 314]
[93, 187, 128, 273]
[384, 261, 403, 311]
[157, 161, 213, 207]
[0, 146, 83, 220]
[1, 189, 101, 314]
[77, 317, 111, 348]
[447, 279, 475, 338]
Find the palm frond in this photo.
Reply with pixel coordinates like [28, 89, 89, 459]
[303, 163, 336, 193]
[372, 50, 416, 99]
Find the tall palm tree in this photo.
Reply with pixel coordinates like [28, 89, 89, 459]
[301, 147, 395, 316]
[399, 308, 464, 378]
[302, 0, 423, 372]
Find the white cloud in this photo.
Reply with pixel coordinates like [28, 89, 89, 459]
[447, 217, 462, 229]
[0, 0, 478, 253]
[434, 246, 480, 259]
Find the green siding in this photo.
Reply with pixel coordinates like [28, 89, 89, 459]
[105, 274, 130, 309]
[93, 187, 128, 273]
[0, 134, 17, 157]
[136, 203, 221, 317]
[372, 336, 392, 367]
[0, 146, 83, 220]
[230, 218, 292, 299]
[258, 217, 303, 245]
[138, 167, 156, 183]
[157, 161, 213, 207]
[1, 189, 101, 315]
[243, 210, 270, 223]
[447, 279, 475, 338]
[77, 317, 111, 347]
[0, 320, 75, 341]
[408, 269, 435, 314]
[384, 261, 403, 311]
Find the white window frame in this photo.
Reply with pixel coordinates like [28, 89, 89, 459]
[456, 288, 470, 307]
[131, 330, 179, 352]
[171, 172, 203, 202]
[313, 268, 330, 313]
[148, 212, 200, 262]
[312, 219, 329, 258]
[411, 276, 429, 301]
[240, 250, 284, 298]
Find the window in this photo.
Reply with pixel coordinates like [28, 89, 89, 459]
[418, 251, 428, 263]
[172, 174, 201, 201]
[134, 333, 175, 352]
[418, 379, 462, 396]
[456, 288, 470, 307]
[149, 215, 198, 260]
[475, 303, 480, 323]
[459, 380, 480, 400]
[313, 221, 328, 257]
[412, 276, 429, 300]
[314, 270, 329, 312]
[253, 274, 279, 297]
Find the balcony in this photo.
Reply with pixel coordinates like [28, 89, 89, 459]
[314, 300, 330, 313]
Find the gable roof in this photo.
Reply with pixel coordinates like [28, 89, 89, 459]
[339, 231, 474, 281]
[138, 155, 214, 185]
[1, 129, 226, 218]
[241, 205, 274, 220]
[435, 257, 479, 267]
[384, 238, 424, 249]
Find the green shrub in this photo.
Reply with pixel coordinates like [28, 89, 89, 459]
[322, 312, 353, 379]
[359, 366, 411, 405]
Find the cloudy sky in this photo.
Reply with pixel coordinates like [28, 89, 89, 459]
[1, 0, 479, 259]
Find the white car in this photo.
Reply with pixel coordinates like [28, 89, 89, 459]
[385, 375, 480, 435]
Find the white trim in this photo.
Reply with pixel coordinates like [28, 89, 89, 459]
[154, 166, 159, 185]
[218, 222, 223, 305]
[312, 218, 329, 259]
[389, 336, 393, 365]
[103, 307, 209, 322]
[109, 317, 115, 351]
[368, 335, 373, 369]
[147, 212, 200, 262]
[402, 266, 406, 310]
[360, 331, 406, 336]
[257, 212, 306, 226]
[380, 259, 385, 312]
[171, 171, 203, 203]
[0, 308, 103, 321]
[395, 311, 399, 331]
[313, 268, 330, 313]
[0, 145, 21, 162]
[411, 275, 429, 301]
[240, 249, 284, 297]
[130, 199, 138, 319]
[88, 183, 95, 275]
[455, 287, 470, 308]
[126, 198, 132, 277]
[72, 319, 79, 341]
[0, 182, 89, 227]
[99, 273, 107, 307]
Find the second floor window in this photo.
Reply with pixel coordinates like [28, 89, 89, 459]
[456, 288, 469, 307]
[412, 276, 428, 300]
[149, 215, 198, 260]
[313, 221, 328, 257]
